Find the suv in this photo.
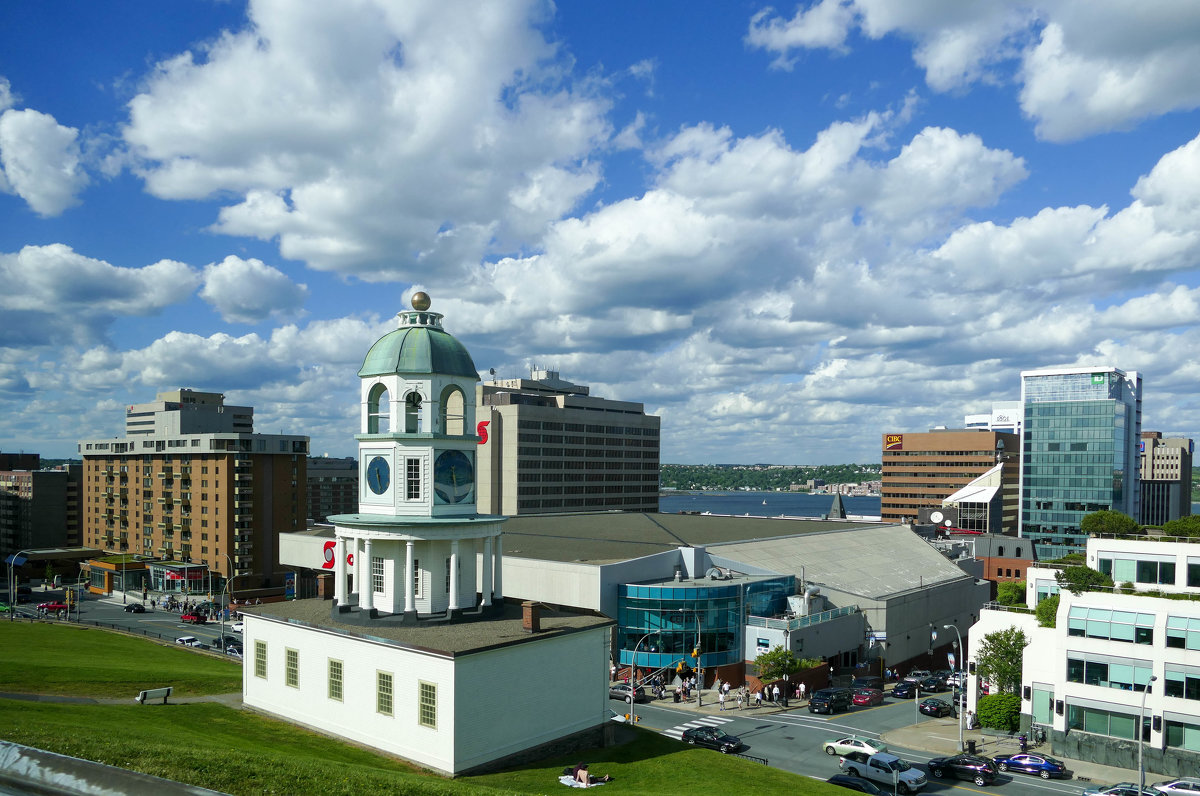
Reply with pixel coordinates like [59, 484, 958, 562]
[840, 752, 927, 794]
[903, 670, 932, 683]
[809, 687, 853, 714]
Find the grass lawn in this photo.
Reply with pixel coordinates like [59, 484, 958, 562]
[0, 622, 844, 795]
[0, 621, 241, 697]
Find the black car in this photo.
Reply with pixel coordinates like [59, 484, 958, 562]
[928, 754, 998, 786]
[681, 725, 743, 753]
[920, 675, 946, 692]
[892, 680, 918, 699]
[851, 675, 885, 691]
[919, 697, 956, 717]
[809, 687, 854, 714]
[608, 684, 648, 703]
[828, 774, 884, 795]
[123, 603, 146, 613]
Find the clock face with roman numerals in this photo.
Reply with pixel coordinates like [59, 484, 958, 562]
[434, 450, 473, 504]
[366, 456, 390, 495]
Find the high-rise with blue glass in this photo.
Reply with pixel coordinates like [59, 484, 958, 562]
[1019, 367, 1142, 558]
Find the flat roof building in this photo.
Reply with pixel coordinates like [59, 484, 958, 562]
[475, 368, 660, 516]
[1139, 432, 1193, 527]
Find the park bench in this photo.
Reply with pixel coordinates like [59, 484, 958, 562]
[134, 686, 173, 705]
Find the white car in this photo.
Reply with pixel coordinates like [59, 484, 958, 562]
[230, 622, 244, 633]
[175, 636, 203, 647]
[1152, 780, 1200, 796]
[824, 736, 889, 757]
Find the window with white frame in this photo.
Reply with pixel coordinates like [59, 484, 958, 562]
[406, 458, 421, 500]
[285, 648, 299, 688]
[254, 640, 267, 679]
[418, 681, 437, 729]
[328, 658, 343, 702]
[371, 555, 384, 594]
[377, 671, 393, 716]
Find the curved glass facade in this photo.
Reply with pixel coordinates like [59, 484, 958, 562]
[617, 576, 793, 670]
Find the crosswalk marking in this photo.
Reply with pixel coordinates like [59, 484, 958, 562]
[662, 715, 735, 740]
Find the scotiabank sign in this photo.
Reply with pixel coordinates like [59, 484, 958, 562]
[884, 434, 903, 451]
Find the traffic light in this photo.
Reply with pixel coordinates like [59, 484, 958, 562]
[691, 647, 699, 658]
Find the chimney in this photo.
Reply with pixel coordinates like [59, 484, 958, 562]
[522, 601, 540, 633]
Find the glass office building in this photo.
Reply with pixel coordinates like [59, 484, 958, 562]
[1019, 367, 1142, 557]
[616, 574, 794, 671]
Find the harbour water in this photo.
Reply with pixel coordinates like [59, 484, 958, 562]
[659, 490, 881, 518]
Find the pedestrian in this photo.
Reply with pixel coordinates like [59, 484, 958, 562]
[719, 690, 726, 711]
[610, 663, 616, 682]
[773, 683, 781, 703]
[965, 709, 976, 730]
[799, 682, 806, 701]
[736, 690, 743, 710]
[722, 681, 730, 696]
[886, 667, 893, 681]
[755, 689, 763, 707]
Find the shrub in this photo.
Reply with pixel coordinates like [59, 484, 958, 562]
[1036, 594, 1059, 628]
[996, 581, 1026, 606]
[976, 693, 1021, 732]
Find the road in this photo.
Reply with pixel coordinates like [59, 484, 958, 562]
[631, 697, 1088, 796]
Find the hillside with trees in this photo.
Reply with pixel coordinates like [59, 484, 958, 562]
[660, 463, 880, 491]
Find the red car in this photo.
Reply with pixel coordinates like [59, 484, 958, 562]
[180, 612, 207, 624]
[37, 602, 69, 614]
[853, 688, 884, 706]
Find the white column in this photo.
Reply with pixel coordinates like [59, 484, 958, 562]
[353, 538, 364, 598]
[334, 536, 347, 604]
[481, 535, 493, 607]
[493, 533, 503, 601]
[449, 540, 460, 611]
[404, 541, 415, 614]
[362, 538, 374, 611]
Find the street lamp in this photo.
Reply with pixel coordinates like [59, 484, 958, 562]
[218, 553, 234, 655]
[678, 607, 704, 707]
[629, 630, 661, 726]
[1138, 675, 1157, 795]
[943, 623, 965, 752]
[8, 549, 31, 622]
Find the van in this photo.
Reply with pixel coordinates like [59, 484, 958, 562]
[809, 687, 854, 714]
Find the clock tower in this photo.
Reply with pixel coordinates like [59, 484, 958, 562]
[328, 293, 505, 622]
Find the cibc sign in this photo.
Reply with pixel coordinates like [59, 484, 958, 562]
[884, 434, 903, 451]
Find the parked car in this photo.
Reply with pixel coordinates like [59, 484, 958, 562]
[992, 753, 1067, 779]
[903, 669, 932, 683]
[891, 680, 919, 699]
[225, 646, 243, 658]
[824, 736, 888, 757]
[0, 601, 10, 613]
[608, 684, 647, 703]
[851, 676, 885, 691]
[839, 752, 927, 794]
[230, 621, 245, 633]
[919, 697, 956, 718]
[920, 675, 947, 692]
[809, 687, 854, 714]
[853, 688, 884, 707]
[827, 775, 884, 795]
[175, 636, 203, 647]
[932, 669, 954, 683]
[123, 603, 146, 613]
[1084, 783, 1159, 796]
[927, 754, 997, 786]
[681, 725, 743, 753]
[180, 612, 207, 624]
[1151, 780, 1200, 796]
[946, 671, 966, 687]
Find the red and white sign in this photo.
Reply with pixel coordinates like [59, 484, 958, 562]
[477, 420, 489, 445]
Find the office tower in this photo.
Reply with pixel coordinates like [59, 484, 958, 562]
[78, 389, 309, 592]
[1139, 432, 1193, 526]
[0, 458, 78, 552]
[476, 368, 660, 515]
[1019, 367, 1142, 557]
[880, 429, 1020, 529]
[963, 401, 1022, 435]
[306, 456, 358, 522]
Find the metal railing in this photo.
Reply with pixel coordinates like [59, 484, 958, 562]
[746, 605, 858, 630]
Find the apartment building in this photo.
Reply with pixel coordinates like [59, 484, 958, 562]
[78, 389, 308, 593]
[0, 460, 79, 552]
[880, 429, 1020, 529]
[1139, 432, 1193, 527]
[475, 369, 660, 515]
[306, 456, 357, 522]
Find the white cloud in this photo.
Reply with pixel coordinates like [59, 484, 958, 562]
[0, 245, 200, 348]
[0, 108, 89, 216]
[746, 1, 1200, 140]
[122, 0, 612, 280]
[200, 255, 308, 324]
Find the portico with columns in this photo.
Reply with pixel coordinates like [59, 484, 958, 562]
[328, 293, 507, 622]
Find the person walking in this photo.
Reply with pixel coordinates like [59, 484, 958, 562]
[755, 689, 763, 708]
[736, 690, 743, 710]
[718, 689, 726, 711]
[799, 682, 806, 702]
[772, 683, 781, 703]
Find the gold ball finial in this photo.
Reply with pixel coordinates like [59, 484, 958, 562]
[411, 291, 431, 311]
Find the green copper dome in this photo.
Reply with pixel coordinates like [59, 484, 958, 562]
[358, 306, 480, 379]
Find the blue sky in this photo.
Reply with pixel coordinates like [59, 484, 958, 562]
[3, 0, 1200, 464]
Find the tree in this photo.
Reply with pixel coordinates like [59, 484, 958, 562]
[974, 626, 1029, 694]
[996, 581, 1026, 606]
[977, 693, 1021, 731]
[1080, 510, 1141, 536]
[1036, 594, 1059, 628]
[1160, 515, 1200, 538]
[754, 645, 799, 682]
[1055, 565, 1113, 596]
